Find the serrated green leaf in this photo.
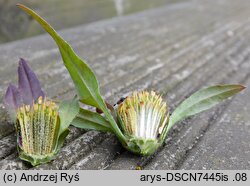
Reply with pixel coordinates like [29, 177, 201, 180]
[167, 84, 245, 132]
[17, 4, 126, 143]
[71, 108, 113, 132]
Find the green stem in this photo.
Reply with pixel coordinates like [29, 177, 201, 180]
[98, 97, 127, 143]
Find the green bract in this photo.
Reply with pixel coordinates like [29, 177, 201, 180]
[18, 4, 246, 156]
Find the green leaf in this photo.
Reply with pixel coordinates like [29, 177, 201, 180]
[17, 4, 127, 143]
[17, 4, 99, 108]
[71, 108, 113, 132]
[58, 96, 80, 136]
[167, 84, 245, 132]
[72, 117, 111, 132]
[55, 129, 70, 153]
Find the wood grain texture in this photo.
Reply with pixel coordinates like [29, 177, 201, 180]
[0, 0, 250, 169]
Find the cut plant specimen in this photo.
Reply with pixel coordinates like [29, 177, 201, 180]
[17, 4, 246, 156]
[3, 59, 79, 166]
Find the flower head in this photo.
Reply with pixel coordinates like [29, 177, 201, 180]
[16, 97, 60, 164]
[117, 91, 169, 155]
[3, 59, 79, 166]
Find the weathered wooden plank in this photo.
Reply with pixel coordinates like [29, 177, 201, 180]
[0, 153, 28, 170]
[32, 131, 108, 170]
[0, 0, 250, 170]
[69, 135, 123, 170]
[0, 108, 14, 139]
[0, 135, 16, 159]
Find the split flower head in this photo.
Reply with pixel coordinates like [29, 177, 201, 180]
[117, 91, 169, 155]
[17, 4, 246, 158]
[3, 59, 79, 166]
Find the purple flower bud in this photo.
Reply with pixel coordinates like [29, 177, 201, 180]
[3, 58, 45, 121]
[18, 58, 45, 105]
[3, 84, 21, 120]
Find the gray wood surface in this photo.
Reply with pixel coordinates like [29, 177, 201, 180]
[0, 0, 250, 169]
